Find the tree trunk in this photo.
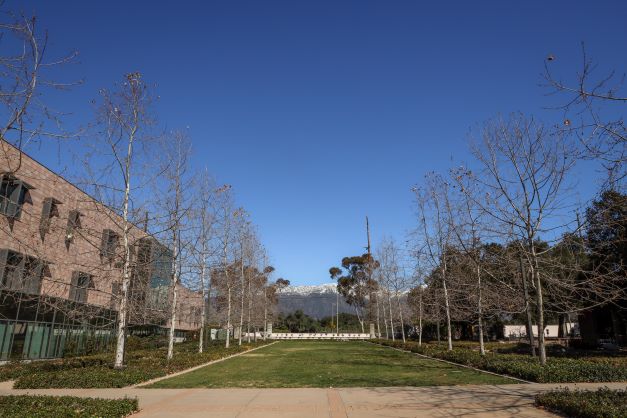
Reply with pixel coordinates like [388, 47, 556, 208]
[531, 251, 547, 365]
[418, 290, 423, 346]
[199, 257, 207, 353]
[441, 266, 453, 351]
[263, 288, 268, 341]
[113, 135, 135, 370]
[238, 258, 244, 346]
[376, 294, 381, 338]
[225, 285, 231, 348]
[476, 264, 485, 356]
[388, 290, 395, 341]
[520, 254, 536, 357]
[246, 273, 252, 344]
[396, 292, 406, 343]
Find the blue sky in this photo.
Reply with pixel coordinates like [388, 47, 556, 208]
[20, 0, 627, 285]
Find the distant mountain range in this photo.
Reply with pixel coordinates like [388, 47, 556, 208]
[277, 283, 354, 319]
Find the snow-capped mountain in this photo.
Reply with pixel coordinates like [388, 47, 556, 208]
[281, 283, 338, 295]
[277, 283, 353, 319]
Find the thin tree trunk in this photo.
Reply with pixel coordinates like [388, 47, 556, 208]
[247, 273, 252, 343]
[263, 288, 268, 341]
[113, 131, 135, 370]
[388, 289, 395, 341]
[476, 264, 485, 356]
[418, 290, 423, 346]
[531, 247, 547, 365]
[396, 291, 406, 343]
[376, 293, 381, 338]
[238, 256, 244, 346]
[520, 254, 536, 357]
[225, 286, 231, 348]
[441, 265, 453, 351]
[199, 255, 207, 353]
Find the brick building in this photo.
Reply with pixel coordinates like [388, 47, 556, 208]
[0, 140, 201, 360]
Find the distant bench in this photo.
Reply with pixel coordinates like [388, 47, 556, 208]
[269, 333, 371, 340]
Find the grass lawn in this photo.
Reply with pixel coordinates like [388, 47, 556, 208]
[148, 341, 515, 388]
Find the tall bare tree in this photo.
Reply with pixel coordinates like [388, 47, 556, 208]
[413, 173, 455, 351]
[88, 72, 156, 369]
[467, 114, 576, 364]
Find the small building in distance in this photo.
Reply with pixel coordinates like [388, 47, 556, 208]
[0, 140, 201, 361]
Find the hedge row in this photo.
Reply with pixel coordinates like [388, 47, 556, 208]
[6, 340, 268, 389]
[0, 395, 138, 418]
[375, 340, 627, 383]
[535, 388, 627, 418]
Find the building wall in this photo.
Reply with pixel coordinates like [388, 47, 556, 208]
[0, 140, 200, 331]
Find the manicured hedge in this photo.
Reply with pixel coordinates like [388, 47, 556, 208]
[7, 340, 268, 389]
[375, 340, 627, 383]
[535, 388, 627, 418]
[0, 395, 138, 418]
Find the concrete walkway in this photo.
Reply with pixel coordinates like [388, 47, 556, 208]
[1, 382, 625, 417]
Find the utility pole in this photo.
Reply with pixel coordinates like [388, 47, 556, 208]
[366, 216, 371, 256]
[366, 216, 375, 338]
[336, 287, 339, 335]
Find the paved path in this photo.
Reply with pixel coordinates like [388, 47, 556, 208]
[1, 382, 625, 417]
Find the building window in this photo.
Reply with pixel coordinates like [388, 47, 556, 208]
[69, 271, 93, 304]
[100, 229, 120, 262]
[39, 197, 61, 241]
[0, 249, 47, 295]
[0, 174, 32, 219]
[65, 210, 81, 249]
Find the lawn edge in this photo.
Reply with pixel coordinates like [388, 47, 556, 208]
[133, 341, 278, 388]
[367, 341, 532, 384]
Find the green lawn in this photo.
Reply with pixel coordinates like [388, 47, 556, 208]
[148, 341, 515, 388]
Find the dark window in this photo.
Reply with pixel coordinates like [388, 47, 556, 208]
[100, 229, 120, 262]
[65, 210, 81, 249]
[39, 198, 61, 241]
[0, 174, 32, 219]
[69, 271, 93, 304]
[0, 249, 46, 295]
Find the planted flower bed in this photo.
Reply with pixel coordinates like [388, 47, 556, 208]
[0, 395, 138, 418]
[1, 340, 269, 389]
[535, 388, 627, 418]
[375, 339, 627, 383]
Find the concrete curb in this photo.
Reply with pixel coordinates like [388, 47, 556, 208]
[367, 340, 533, 384]
[132, 341, 278, 388]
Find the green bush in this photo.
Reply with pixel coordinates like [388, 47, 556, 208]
[11, 341, 268, 389]
[374, 339, 627, 383]
[535, 388, 627, 418]
[0, 395, 138, 418]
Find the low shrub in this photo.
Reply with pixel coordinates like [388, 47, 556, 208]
[374, 339, 627, 383]
[11, 341, 268, 389]
[0, 395, 138, 418]
[535, 388, 627, 418]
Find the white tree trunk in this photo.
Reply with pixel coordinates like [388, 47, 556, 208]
[113, 132, 135, 370]
[225, 286, 231, 348]
[199, 257, 207, 353]
[442, 267, 453, 351]
[476, 265, 485, 356]
[387, 289, 395, 341]
[396, 292, 406, 343]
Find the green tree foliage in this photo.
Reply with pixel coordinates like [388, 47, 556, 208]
[329, 254, 379, 329]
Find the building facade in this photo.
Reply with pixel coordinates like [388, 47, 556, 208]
[0, 140, 201, 361]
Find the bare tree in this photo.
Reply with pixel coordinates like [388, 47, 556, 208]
[157, 131, 194, 360]
[467, 114, 576, 364]
[543, 45, 626, 187]
[0, 8, 80, 170]
[88, 72, 156, 369]
[413, 173, 455, 351]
